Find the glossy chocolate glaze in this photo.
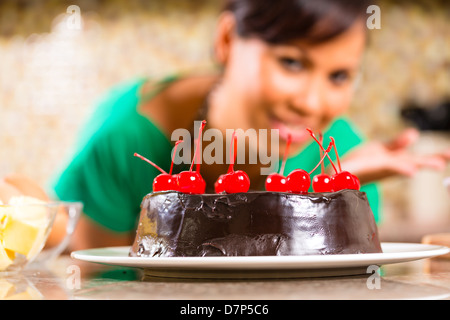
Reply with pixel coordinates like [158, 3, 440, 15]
[129, 190, 382, 257]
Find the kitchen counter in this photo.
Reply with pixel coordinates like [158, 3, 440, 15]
[1, 254, 449, 300]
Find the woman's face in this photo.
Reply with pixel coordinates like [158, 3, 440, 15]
[212, 15, 367, 156]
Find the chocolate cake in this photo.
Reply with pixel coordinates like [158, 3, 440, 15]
[129, 189, 382, 257]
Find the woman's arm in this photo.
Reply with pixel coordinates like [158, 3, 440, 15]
[70, 215, 134, 251]
[340, 128, 450, 184]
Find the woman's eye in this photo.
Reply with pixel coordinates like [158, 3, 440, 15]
[279, 57, 304, 72]
[329, 70, 350, 85]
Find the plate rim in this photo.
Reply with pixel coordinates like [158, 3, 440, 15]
[70, 242, 450, 270]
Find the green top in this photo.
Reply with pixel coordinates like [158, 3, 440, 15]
[53, 76, 381, 233]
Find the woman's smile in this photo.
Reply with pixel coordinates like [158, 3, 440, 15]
[269, 115, 311, 145]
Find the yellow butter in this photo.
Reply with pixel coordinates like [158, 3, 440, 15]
[1, 216, 40, 257]
[25, 223, 47, 259]
[0, 198, 51, 260]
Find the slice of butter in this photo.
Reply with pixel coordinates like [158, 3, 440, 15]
[25, 222, 48, 259]
[1, 197, 50, 259]
[0, 197, 51, 261]
[1, 216, 40, 257]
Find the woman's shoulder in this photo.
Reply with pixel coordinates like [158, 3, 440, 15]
[73, 72, 217, 158]
[71, 76, 177, 159]
[87, 74, 182, 125]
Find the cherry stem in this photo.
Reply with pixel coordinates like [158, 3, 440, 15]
[329, 137, 342, 172]
[319, 132, 324, 174]
[279, 133, 291, 176]
[309, 142, 333, 175]
[306, 128, 338, 174]
[134, 153, 167, 174]
[227, 130, 237, 173]
[191, 120, 206, 172]
[169, 140, 183, 175]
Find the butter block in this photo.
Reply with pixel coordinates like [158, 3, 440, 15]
[25, 223, 47, 259]
[0, 197, 51, 261]
[1, 216, 40, 256]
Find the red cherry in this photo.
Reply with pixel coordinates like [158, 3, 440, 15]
[222, 170, 251, 193]
[328, 137, 360, 191]
[176, 120, 207, 194]
[215, 130, 251, 194]
[177, 171, 206, 194]
[352, 174, 361, 190]
[265, 133, 291, 192]
[214, 174, 226, 193]
[153, 140, 183, 192]
[134, 152, 174, 192]
[153, 173, 178, 192]
[286, 169, 311, 194]
[307, 130, 361, 192]
[134, 139, 183, 193]
[331, 171, 360, 191]
[307, 139, 334, 193]
[312, 173, 333, 192]
[265, 173, 288, 192]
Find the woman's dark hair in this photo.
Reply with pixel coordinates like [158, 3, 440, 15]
[223, 0, 372, 44]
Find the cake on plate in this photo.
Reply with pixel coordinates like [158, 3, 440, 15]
[129, 190, 381, 257]
[129, 123, 382, 257]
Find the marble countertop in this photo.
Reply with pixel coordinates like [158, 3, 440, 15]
[1, 254, 449, 300]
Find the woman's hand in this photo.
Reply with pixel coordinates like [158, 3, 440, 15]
[340, 128, 450, 185]
[0, 173, 49, 202]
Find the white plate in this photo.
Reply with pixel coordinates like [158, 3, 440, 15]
[71, 242, 449, 279]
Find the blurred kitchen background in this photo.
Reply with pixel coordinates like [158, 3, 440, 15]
[0, 0, 449, 242]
